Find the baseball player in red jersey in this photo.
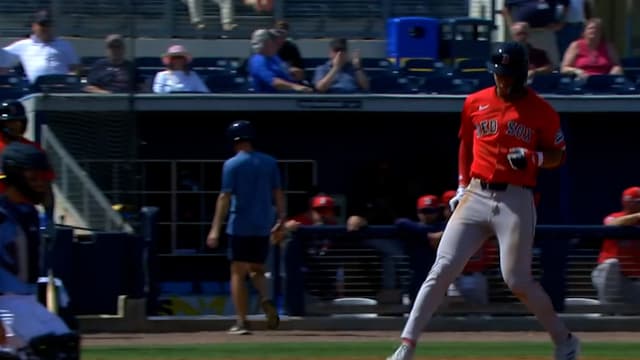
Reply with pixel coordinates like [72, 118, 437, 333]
[387, 42, 580, 360]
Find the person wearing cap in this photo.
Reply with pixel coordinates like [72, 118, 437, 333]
[248, 29, 312, 93]
[152, 45, 209, 94]
[0, 142, 79, 359]
[183, 0, 236, 31]
[207, 120, 283, 335]
[591, 186, 640, 304]
[285, 194, 338, 231]
[395, 195, 446, 303]
[85, 34, 143, 94]
[313, 38, 369, 94]
[3, 9, 80, 84]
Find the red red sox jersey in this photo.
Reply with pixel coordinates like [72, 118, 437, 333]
[599, 211, 640, 278]
[459, 87, 566, 188]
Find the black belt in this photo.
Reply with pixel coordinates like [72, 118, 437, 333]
[479, 181, 533, 191]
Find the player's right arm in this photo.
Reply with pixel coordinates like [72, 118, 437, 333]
[537, 104, 567, 169]
[604, 213, 640, 226]
[450, 98, 474, 211]
[458, 97, 474, 187]
[207, 161, 234, 248]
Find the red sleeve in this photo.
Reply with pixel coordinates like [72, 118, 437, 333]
[538, 104, 566, 152]
[457, 98, 474, 187]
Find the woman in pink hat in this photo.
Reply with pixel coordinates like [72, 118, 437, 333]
[152, 45, 210, 93]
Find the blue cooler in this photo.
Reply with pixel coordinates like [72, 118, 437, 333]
[386, 17, 440, 67]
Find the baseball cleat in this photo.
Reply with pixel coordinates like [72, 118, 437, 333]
[386, 343, 414, 360]
[261, 299, 280, 330]
[227, 322, 251, 335]
[554, 334, 580, 360]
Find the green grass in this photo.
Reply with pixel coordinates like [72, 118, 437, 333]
[83, 341, 640, 359]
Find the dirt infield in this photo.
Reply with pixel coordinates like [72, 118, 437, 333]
[82, 331, 639, 347]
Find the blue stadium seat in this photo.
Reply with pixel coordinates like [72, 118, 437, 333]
[420, 74, 478, 94]
[579, 74, 637, 95]
[205, 71, 252, 93]
[455, 58, 488, 73]
[31, 74, 83, 93]
[621, 57, 640, 83]
[454, 70, 494, 90]
[304, 58, 328, 69]
[191, 57, 242, 71]
[0, 75, 28, 100]
[160, 282, 193, 295]
[529, 73, 562, 94]
[81, 56, 103, 67]
[135, 57, 163, 70]
[369, 71, 409, 93]
[402, 58, 437, 74]
[361, 58, 392, 70]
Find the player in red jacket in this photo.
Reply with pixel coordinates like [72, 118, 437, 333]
[592, 186, 640, 304]
[387, 42, 579, 360]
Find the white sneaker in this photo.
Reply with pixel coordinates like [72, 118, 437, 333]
[554, 334, 581, 360]
[386, 343, 415, 360]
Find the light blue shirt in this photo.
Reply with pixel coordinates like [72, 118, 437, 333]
[222, 151, 281, 236]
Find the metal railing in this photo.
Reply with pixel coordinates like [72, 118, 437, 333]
[76, 158, 318, 252]
[0, 0, 469, 39]
[40, 125, 133, 233]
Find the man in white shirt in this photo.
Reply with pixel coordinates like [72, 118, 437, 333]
[3, 10, 81, 84]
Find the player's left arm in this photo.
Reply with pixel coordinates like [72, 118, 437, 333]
[537, 108, 567, 169]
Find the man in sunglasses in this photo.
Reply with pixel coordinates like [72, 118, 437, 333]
[387, 41, 579, 360]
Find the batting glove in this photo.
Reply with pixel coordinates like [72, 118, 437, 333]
[507, 148, 543, 170]
[449, 186, 466, 212]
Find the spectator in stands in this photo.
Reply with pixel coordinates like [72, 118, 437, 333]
[85, 34, 143, 94]
[560, 18, 623, 79]
[248, 29, 312, 93]
[556, 0, 594, 56]
[591, 187, 640, 304]
[502, 0, 568, 67]
[3, 10, 81, 84]
[394, 195, 444, 303]
[184, 0, 236, 31]
[313, 38, 369, 94]
[510, 22, 552, 80]
[152, 45, 210, 93]
[273, 21, 305, 82]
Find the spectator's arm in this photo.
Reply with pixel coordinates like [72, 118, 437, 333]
[2, 42, 23, 68]
[272, 77, 310, 91]
[354, 68, 369, 91]
[501, 1, 513, 28]
[604, 213, 640, 226]
[606, 43, 623, 75]
[84, 85, 111, 94]
[152, 72, 167, 93]
[252, 56, 310, 92]
[314, 66, 340, 93]
[560, 41, 584, 76]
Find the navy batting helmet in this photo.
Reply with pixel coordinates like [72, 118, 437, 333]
[226, 120, 255, 142]
[488, 42, 529, 86]
[0, 100, 27, 138]
[1, 142, 52, 203]
[0, 100, 26, 121]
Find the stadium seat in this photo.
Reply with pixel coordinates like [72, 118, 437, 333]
[191, 57, 242, 71]
[81, 56, 103, 67]
[529, 73, 562, 94]
[0, 74, 28, 100]
[31, 74, 83, 93]
[454, 70, 494, 90]
[579, 74, 637, 95]
[402, 58, 437, 74]
[621, 57, 640, 83]
[304, 58, 328, 69]
[205, 71, 252, 93]
[420, 74, 478, 95]
[361, 58, 392, 70]
[134, 57, 163, 70]
[368, 72, 408, 93]
[455, 58, 488, 73]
